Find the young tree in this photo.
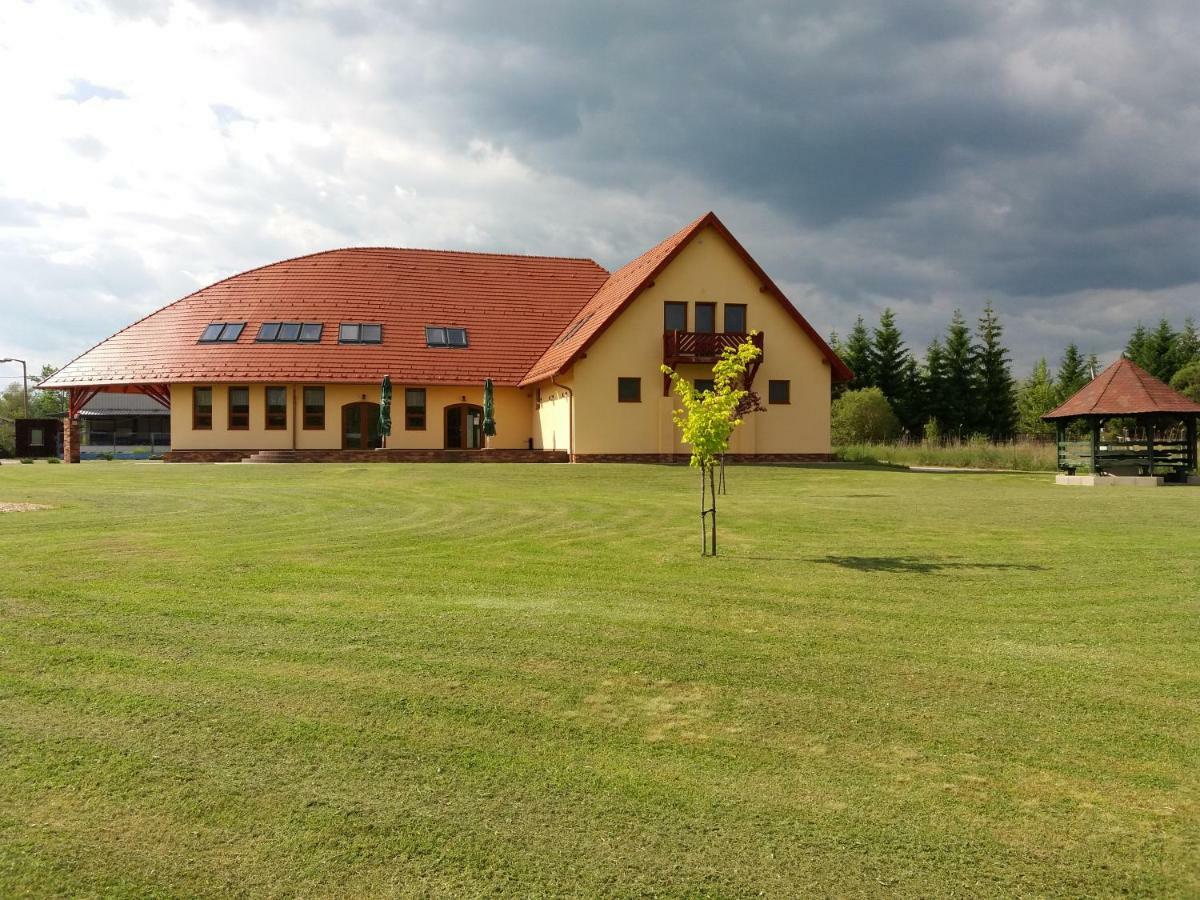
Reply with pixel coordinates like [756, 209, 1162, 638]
[831, 388, 901, 445]
[841, 316, 874, 391]
[942, 310, 976, 438]
[972, 303, 1017, 440]
[1016, 358, 1057, 435]
[1055, 343, 1089, 402]
[661, 336, 761, 556]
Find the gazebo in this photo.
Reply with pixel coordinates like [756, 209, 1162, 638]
[1042, 358, 1200, 485]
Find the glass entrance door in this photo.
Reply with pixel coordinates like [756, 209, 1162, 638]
[444, 404, 483, 449]
[342, 402, 381, 449]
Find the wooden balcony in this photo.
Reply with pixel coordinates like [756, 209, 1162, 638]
[663, 330, 763, 366]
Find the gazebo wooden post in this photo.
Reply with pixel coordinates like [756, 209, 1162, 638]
[1055, 420, 1066, 472]
[1188, 416, 1198, 474]
[1144, 415, 1155, 477]
[1090, 417, 1101, 475]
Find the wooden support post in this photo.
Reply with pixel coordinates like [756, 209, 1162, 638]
[1145, 416, 1155, 477]
[1188, 416, 1198, 474]
[1090, 418, 1101, 475]
[1055, 421, 1066, 472]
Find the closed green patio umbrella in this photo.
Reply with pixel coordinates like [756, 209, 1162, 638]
[483, 378, 496, 439]
[379, 375, 392, 448]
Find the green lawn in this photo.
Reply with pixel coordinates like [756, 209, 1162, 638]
[1, 462, 1197, 897]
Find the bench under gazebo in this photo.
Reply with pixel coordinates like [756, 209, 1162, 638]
[1042, 358, 1200, 486]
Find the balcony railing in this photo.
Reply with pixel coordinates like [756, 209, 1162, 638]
[663, 330, 763, 364]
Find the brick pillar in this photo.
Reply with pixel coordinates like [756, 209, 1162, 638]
[63, 417, 81, 463]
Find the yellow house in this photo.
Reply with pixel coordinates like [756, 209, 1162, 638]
[42, 212, 851, 462]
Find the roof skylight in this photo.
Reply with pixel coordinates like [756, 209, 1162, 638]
[339, 323, 383, 344]
[199, 322, 245, 343]
[256, 322, 323, 343]
[426, 326, 468, 348]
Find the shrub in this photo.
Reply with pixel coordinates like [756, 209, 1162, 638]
[47, 457, 61, 464]
[831, 388, 901, 445]
[19, 458, 34, 464]
[1169, 361, 1200, 402]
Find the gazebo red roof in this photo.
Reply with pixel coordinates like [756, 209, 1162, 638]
[1042, 357, 1200, 419]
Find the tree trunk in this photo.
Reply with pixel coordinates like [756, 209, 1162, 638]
[709, 462, 718, 555]
[719, 454, 726, 494]
[700, 463, 708, 556]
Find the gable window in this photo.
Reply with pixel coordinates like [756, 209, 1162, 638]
[768, 380, 791, 404]
[405, 388, 427, 430]
[695, 303, 716, 334]
[265, 386, 288, 429]
[257, 322, 323, 343]
[303, 386, 325, 430]
[664, 302, 687, 332]
[695, 378, 715, 394]
[425, 326, 468, 348]
[228, 386, 250, 430]
[617, 377, 641, 403]
[340, 323, 383, 344]
[724, 304, 747, 333]
[199, 322, 245, 343]
[193, 386, 213, 429]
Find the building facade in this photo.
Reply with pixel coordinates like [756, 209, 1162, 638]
[42, 213, 851, 462]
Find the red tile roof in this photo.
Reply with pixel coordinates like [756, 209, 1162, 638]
[41, 213, 851, 391]
[520, 211, 852, 385]
[1042, 357, 1200, 419]
[41, 248, 610, 389]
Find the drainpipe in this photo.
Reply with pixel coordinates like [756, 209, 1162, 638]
[551, 375, 574, 461]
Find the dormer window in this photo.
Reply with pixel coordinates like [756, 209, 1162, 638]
[199, 322, 245, 343]
[339, 323, 383, 343]
[426, 326, 468, 348]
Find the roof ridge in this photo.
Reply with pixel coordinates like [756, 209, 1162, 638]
[261, 246, 607, 266]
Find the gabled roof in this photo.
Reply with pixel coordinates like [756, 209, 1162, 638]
[40, 248, 610, 389]
[1042, 357, 1200, 419]
[520, 211, 852, 385]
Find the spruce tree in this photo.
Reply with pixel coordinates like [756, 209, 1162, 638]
[1125, 323, 1150, 368]
[921, 338, 949, 431]
[972, 302, 1017, 440]
[1016, 358, 1057, 435]
[942, 310, 976, 438]
[869, 309, 920, 433]
[1056, 343, 1089, 402]
[842, 316, 874, 390]
[1143, 319, 1177, 381]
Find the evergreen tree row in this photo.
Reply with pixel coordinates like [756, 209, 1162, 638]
[832, 305, 1019, 440]
[832, 310, 1200, 440]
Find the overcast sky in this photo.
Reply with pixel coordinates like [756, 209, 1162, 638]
[2, 0, 1199, 380]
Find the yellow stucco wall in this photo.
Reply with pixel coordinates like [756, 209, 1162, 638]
[169, 383, 536, 451]
[530, 374, 574, 452]
[561, 225, 833, 455]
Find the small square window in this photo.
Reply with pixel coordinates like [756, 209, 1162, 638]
[340, 323, 361, 343]
[426, 327, 447, 347]
[30, 428, 44, 447]
[299, 323, 323, 342]
[258, 322, 281, 341]
[447, 328, 468, 347]
[218, 323, 244, 341]
[617, 377, 641, 403]
[200, 323, 224, 342]
[360, 324, 382, 343]
[769, 380, 791, 404]
[695, 378, 715, 394]
[278, 323, 301, 342]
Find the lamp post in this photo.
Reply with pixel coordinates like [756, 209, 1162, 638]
[0, 358, 28, 418]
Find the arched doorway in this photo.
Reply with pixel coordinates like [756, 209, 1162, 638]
[444, 403, 483, 450]
[342, 401, 382, 450]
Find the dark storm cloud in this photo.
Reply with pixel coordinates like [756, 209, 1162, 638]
[76, 0, 1200, 367]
